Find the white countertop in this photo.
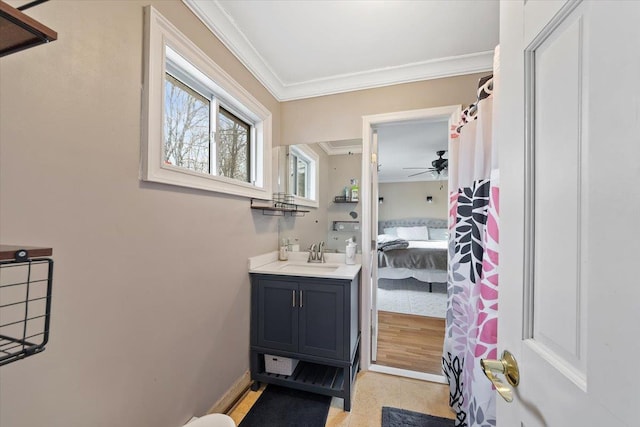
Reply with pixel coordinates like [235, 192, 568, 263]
[248, 251, 361, 280]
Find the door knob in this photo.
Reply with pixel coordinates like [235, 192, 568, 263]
[480, 350, 520, 402]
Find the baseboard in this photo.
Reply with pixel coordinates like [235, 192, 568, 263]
[369, 363, 447, 384]
[207, 370, 252, 414]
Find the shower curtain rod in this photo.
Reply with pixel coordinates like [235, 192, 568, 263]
[453, 74, 493, 135]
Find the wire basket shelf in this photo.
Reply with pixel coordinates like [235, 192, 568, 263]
[0, 256, 53, 366]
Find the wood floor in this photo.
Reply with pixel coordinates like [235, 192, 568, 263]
[376, 310, 445, 375]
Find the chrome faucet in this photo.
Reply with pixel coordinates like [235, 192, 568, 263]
[308, 243, 317, 262]
[308, 241, 326, 263]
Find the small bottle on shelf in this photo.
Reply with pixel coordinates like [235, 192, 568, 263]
[350, 179, 359, 202]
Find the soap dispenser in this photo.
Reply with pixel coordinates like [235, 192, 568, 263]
[279, 238, 289, 261]
[345, 238, 357, 265]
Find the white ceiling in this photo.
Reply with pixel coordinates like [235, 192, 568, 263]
[183, 0, 498, 182]
[184, 0, 500, 101]
[377, 120, 449, 183]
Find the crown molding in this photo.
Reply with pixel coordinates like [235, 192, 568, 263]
[182, 0, 285, 94]
[184, 0, 494, 102]
[318, 141, 363, 156]
[280, 51, 494, 101]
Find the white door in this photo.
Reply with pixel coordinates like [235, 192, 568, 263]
[370, 130, 379, 361]
[497, 1, 640, 425]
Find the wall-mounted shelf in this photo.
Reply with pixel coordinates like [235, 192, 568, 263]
[0, 244, 54, 366]
[0, 0, 58, 57]
[333, 221, 360, 232]
[333, 196, 358, 204]
[250, 199, 309, 217]
[0, 244, 51, 260]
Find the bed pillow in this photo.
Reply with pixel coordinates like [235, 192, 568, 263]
[396, 226, 430, 241]
[428, 228, 449, 241]
[383, 227, 398, 236]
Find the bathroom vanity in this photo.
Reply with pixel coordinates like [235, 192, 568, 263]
[248, 252, 361, 411]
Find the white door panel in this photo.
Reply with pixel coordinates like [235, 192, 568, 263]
[529, 4, 586, 379]
[498, 0, 640, 425]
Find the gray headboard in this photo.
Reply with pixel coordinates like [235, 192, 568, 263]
[378, 218, 448, 235]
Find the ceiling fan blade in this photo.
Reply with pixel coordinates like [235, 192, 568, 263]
[402, 167, 428, 170]
[408, 170, 429, 177]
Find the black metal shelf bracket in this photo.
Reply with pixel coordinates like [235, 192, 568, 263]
[250, 198, 309, 217]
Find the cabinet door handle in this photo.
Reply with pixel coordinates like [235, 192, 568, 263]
[292, 290, 296, 307]
[299, 290, 303, 308]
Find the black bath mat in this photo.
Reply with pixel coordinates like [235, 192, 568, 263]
[239, 384, 331, 427]
[382, 406, 455, 427]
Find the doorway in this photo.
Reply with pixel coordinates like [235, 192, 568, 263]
[360, 105, 460, 382]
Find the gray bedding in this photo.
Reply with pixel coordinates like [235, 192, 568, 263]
[378, 239, 409, 251]
[378, 246, 447, 270]
[377, 218, 449, 271]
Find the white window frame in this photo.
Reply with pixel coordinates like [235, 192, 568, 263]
[141, 6, 272, 199]
[288, 144, 319, 208]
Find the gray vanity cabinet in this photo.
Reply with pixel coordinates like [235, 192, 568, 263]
[250, 273, 360, 411]
[256, 278, 345, 358]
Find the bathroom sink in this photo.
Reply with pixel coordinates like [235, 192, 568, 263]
[248, 253, 361, 280]
[278, 263, 340, 274]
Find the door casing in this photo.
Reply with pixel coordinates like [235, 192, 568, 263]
[360, 105, 461, 379]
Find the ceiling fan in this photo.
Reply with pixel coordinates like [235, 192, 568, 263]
[403, 150, 448, 177]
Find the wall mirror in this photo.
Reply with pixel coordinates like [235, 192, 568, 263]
[275, 140, 363, 253]
[285, 144, 319, 208]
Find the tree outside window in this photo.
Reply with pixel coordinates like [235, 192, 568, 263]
[164, 73, 251, 183]
[163, 74, 210, 173]
[218, 107, 250, 182]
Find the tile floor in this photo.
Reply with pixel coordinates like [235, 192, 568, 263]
[227, 371, 455, 426]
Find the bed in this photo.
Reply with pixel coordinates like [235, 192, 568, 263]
[377, 218, 448, 290]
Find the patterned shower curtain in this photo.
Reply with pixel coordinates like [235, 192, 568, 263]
[442, 47, 500, 427]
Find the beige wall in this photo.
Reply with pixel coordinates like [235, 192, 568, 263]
[281, 73, 486, 145]
[378, 181, 449, 221]
[0, 2, 279, 427]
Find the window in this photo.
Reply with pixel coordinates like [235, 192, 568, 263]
[163, 66, 252, 182]
[142, 6, 272, 199]
[290, 151, 309, 198]
[288, 145, 319, 208]
[217, 107, 250, 182]
[163, 73, 210, 174]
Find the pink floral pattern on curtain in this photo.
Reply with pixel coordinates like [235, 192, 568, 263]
[442, 47, 500, 427]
